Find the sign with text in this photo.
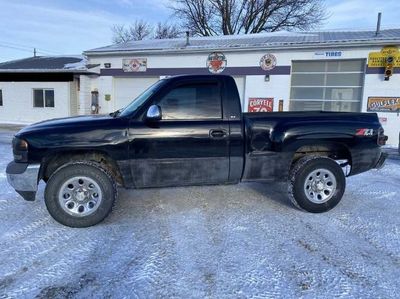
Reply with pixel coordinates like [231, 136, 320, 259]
[367, 97, 400, 112]
[314, 51, 343, 59]
[248, 98, 274, 112]
[368, 46, 400, 67]
[122, 58, 147, 72]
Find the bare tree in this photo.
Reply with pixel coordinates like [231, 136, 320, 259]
[111, 20, 153, 43]
[154, 22, 181, 39]
[171, 0, 327, 36]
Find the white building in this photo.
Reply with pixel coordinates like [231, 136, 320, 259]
[0, 56, 96, 124]
[0, 29, 399, 145]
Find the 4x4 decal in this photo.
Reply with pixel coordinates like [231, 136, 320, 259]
[356, 128, 374, 136]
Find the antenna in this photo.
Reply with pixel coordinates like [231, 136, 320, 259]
[375, 12, 382, 36]
[33, 48, 37, 57]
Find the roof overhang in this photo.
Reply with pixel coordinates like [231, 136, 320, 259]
[0, 71, 99, 82]
[84, 39, 400, 57]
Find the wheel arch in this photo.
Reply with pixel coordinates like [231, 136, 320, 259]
[40, 150, 125, 187]
[291, 142, 352, 169]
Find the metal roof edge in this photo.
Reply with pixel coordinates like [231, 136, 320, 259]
[0, 69, 96, 74]
[84, 39, 400, 57]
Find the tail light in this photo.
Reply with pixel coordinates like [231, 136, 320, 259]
[377, 127, 388, 146]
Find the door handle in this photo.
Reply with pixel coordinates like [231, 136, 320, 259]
[210, 129, 227, 138]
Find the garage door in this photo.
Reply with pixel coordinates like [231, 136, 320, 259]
[232, 76, 245, 109]
[289, 60, 365, 112]
[114, 77, 160, 110]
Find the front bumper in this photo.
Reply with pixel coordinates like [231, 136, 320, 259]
[374, 152, 388, 170]
[6, 162, 40, 201]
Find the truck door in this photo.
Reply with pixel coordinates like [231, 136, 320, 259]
[129, 79, 230, 188]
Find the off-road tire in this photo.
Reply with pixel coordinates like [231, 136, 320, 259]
[44, 161, 117, 227]
[288, 156, 345, 213]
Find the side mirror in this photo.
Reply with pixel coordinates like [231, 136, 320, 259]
[146, 105, 162, 121]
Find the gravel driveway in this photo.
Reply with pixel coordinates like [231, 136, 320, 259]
[0, 128, 399, 298]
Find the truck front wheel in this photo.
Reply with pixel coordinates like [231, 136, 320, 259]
[44, 161, 117, 227]
[288, 156, 345, 213]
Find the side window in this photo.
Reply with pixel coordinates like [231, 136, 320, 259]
[156, 83, 222, 120]
[0, 90, 3, 106]
[33, 89, 55, 108]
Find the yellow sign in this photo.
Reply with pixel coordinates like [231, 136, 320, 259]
[368, 46, 400, 67]
[367, 97, 400, 112]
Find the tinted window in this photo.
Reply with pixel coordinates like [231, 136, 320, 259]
[156, 83, 222, 120]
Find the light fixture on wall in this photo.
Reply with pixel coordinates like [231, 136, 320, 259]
[104, 63, 111, 69]
[264, 74, 270, 82]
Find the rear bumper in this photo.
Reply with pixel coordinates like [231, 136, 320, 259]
[374, 152, 388, 169]
[6, 162, 40, 201]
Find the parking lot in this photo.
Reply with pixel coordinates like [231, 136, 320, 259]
[0, 127, 399, 298]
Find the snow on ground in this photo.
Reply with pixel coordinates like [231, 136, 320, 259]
[0, 129, 399, 298]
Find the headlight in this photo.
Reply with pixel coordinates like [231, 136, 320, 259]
[12, 137, 29, 162]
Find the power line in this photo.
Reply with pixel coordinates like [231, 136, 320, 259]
[0, 44, 58, 57]
[0, 40, 62, 55]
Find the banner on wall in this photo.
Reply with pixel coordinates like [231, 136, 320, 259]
[248, 98, 274, 112]
[367, 97, 400, 112]
[122, 58, 147, 72]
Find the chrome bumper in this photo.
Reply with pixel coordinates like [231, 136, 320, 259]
[6, 162, 40, 201]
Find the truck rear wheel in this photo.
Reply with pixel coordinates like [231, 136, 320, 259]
[288, 156, 345, 213]
[44, 161, 117, 227]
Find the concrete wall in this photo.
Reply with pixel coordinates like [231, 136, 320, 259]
[0, 81, 72, 123]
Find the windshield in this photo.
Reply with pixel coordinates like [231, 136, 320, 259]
[119, 79, 165, 117]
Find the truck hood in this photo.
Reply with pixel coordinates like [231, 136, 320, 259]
[17, 114, 115, 136]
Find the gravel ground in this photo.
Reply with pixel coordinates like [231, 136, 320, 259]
[0, 128, 399, 299]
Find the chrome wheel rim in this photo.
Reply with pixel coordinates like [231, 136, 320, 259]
[58, 176, 102, 217]
[304, 168, 337, 204]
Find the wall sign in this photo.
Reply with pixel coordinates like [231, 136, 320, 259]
[368, 46, 400, 67]
[367, 97, 400, 112]
[122, 58, 147, 72]
[260, 54, 277, 71]
[314, 51, 343, 59]
[248, 98, 274, 112]
[207, 52, 227, 73]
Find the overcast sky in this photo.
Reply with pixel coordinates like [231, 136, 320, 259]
[0, 0, 399, 62]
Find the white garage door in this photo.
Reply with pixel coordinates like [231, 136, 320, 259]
[233, 76, 245, 110]
[114, 77, 160, 110]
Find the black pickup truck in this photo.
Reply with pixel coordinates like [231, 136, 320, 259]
[6, 75, 387, 227]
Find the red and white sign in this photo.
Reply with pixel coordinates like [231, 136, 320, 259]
[248, 98, 274, 112]
[207, 52, 227, 73]
[122, 58, 147, 72]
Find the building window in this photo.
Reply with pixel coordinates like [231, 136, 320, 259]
[33, 89, 54, 108]
[289, 59, 365, 112]
[0, 90, 3, 106]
